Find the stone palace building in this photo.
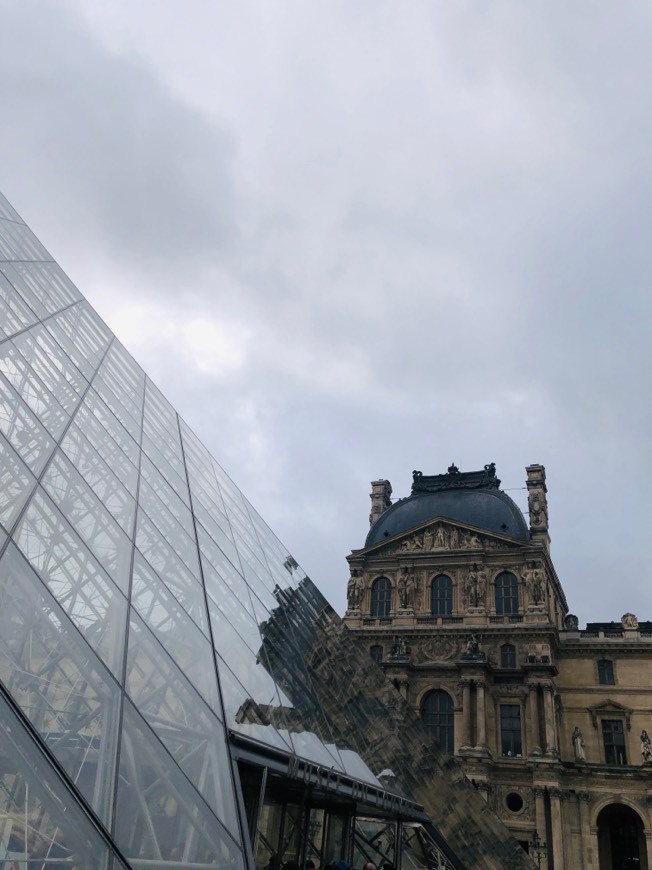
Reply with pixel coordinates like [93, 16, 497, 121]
[344, 463, 652, 869]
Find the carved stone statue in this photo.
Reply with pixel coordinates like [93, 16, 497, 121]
[565, 613, 579, 630]
[401, 533, 423, 551]
[434, 526, 446, 548]
[522, 561, 545, 605]
[448, 526, 460, 549]
[347, 570, 364, 610]
[397, 566, 416, 609]
[466, 634, 481, 656]
[465, 563, 486, 608]
[572, 726, 586, 761]
[641, 730, 652, 764]
[622, 612, 639, 630]
[390, 636, 411, 657]
[422, 526, 434, 550]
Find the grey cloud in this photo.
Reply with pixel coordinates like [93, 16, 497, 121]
[1, 0, 651, 622]
[0, 0, 235, 277]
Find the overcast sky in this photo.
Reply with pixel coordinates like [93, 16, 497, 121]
[2, 0, 651, 623]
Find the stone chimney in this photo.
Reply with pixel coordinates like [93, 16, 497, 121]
[369, 479, 392, 527]
[526, 464, 550, 553]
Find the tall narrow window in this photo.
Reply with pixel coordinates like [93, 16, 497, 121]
[500, 704, 522, 756]
[421, 690, 454, 753]
[370, 577, 392, 618]
[597, 659, 615, 685]
[495, 572, 519, 615]
[500, 644, 517, 669]
[602, 719, 627, 764]
[431, 575, 453, 617]
[369, 645, 383, 665]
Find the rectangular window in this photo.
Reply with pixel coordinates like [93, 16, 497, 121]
[500, 704, 522, 757]
[597, 659, 615, 685]
[602, 719, 627, 765]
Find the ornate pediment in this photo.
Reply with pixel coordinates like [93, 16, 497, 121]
[588, 699, 633, 731]
[359, 520, 527, 559]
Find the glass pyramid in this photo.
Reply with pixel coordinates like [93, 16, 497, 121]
[0, 192, 531, 870]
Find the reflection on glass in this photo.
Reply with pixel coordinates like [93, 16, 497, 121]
[0, 692, 110, 870]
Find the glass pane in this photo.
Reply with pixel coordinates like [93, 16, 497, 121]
[114, 700, 244, 868]
[43, 452, 133, 593]
[12, 324, 88, 408]
[15, 490, 128, 677]
[0, 349, 69, 440]
[0, 374, 55, 474]
[0, 269, 40, 337]
[73, 398, 139, 495]
[131, 551, 217, 708]
[216, 656, 293, 754]
[0, 691, 111, 870]
[60, 423, 136, 533]
[0, 434, 37, 530]
[126, 611, 239, 836]
[0, 543, 121, 825]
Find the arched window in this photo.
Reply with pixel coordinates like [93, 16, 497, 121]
[370, 644, 383, 665]
[431, 575, 453, 616]
[421, 690, 454, 753]
[370, 577, 392, 618]
[501, 643, 517, 669]
[495, 571, 519, 615]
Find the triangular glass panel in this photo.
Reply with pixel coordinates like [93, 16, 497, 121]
[125, 610, 239, 836]
[0, 542, 121, 825]
[114, 699, 244, 869]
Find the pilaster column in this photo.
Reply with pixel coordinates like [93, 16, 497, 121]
[577, 793, 591, 870]
[476, 680, 487, 749]
[542, 684, 557, 755]
[533, 787, 547, 854]
[527, 682, 541, 756]
[460, 681, 472, 748]
[549, 788, 565, 869]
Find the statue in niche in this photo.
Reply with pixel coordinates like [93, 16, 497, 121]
[641, 731, 652, 764]
[397, 566, 416, 609]
[522, 561, 545, 605]
[448, 526, 460, 549]
[465, 634, 481, 656]
[390, 636, 410, 657]
[347, 569, 364, 610]
[434, 526, 447, 548]
[572, 726, 586, 761]
[476, 564, 487, 605]
[465, 563, 486, 608]
[622, 612, 639, 629]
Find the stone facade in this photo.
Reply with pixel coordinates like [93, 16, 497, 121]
[344, 464, 652, 869]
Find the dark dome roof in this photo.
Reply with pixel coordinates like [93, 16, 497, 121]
[365, 487, 529, 547]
